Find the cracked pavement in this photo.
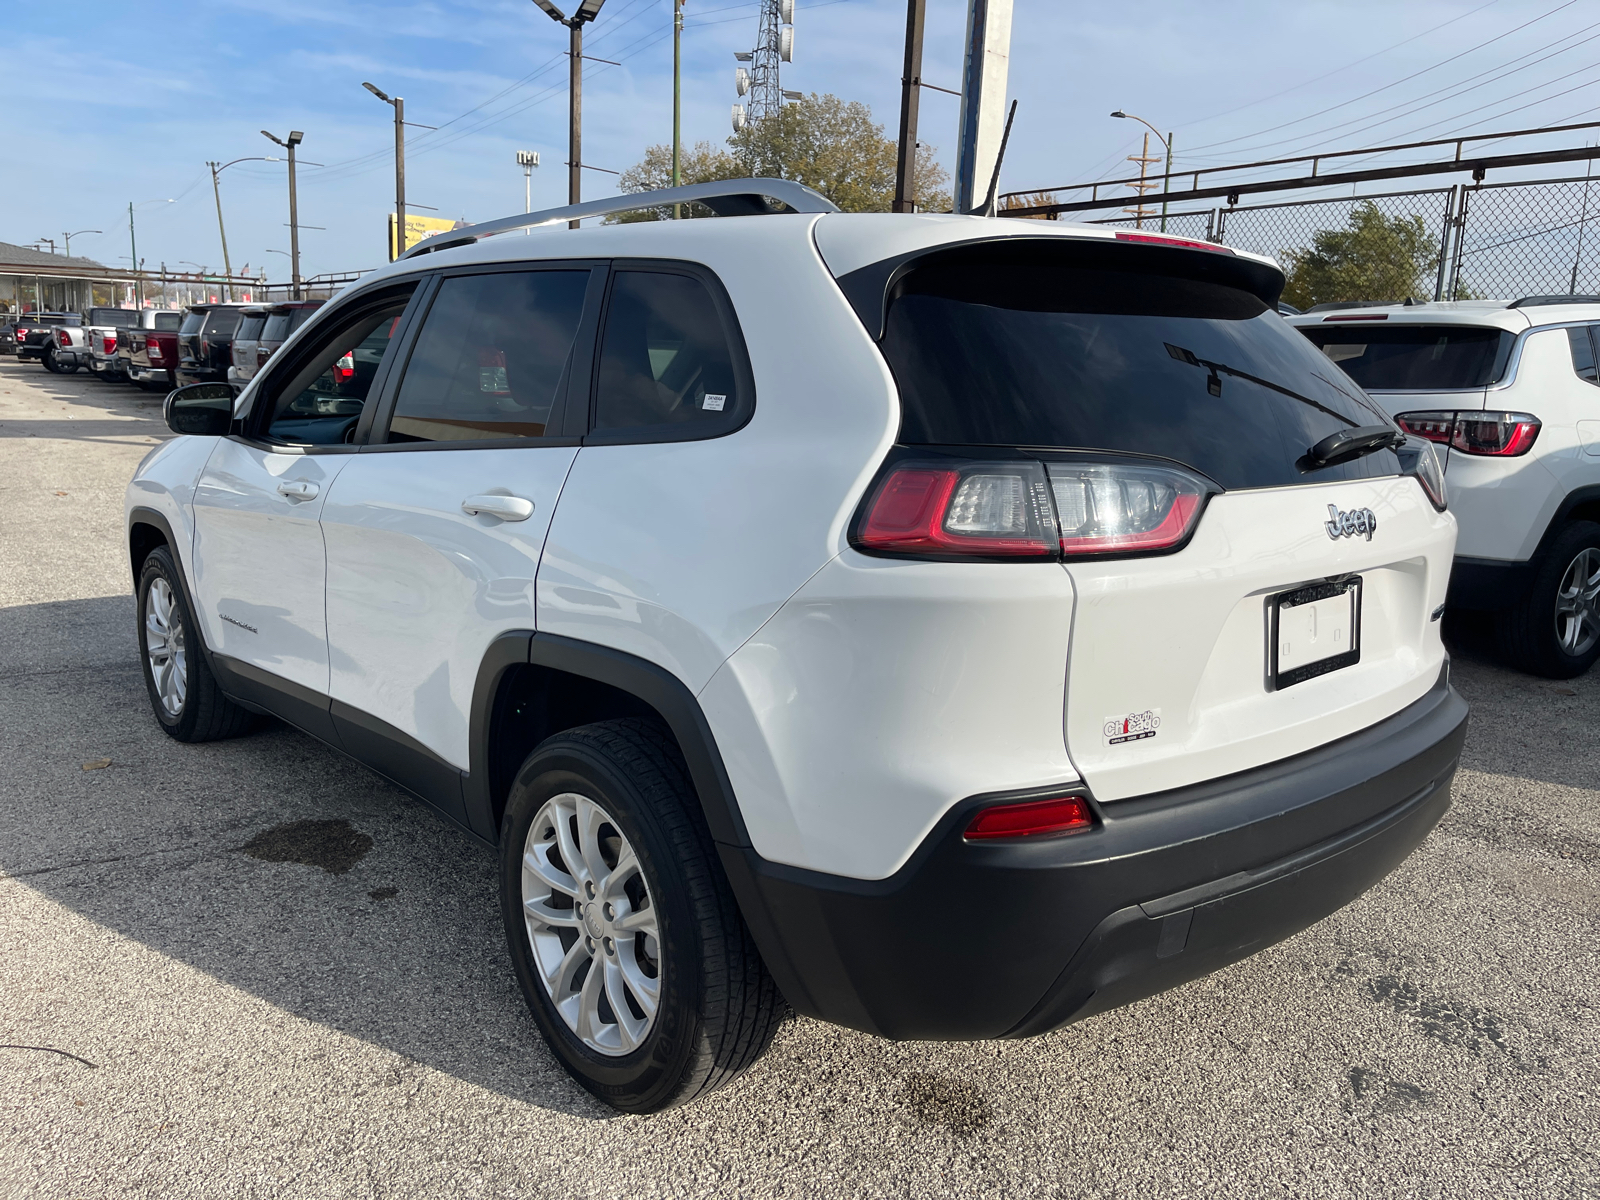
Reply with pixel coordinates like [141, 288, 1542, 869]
[1, 357, 1597, 1199]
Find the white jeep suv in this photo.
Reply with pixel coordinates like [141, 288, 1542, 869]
[127, 180, 1468, 1112]
[1290, 299, 1600, 677]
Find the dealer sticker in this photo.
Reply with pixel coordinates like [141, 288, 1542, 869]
[1104, 709, 1161, 745]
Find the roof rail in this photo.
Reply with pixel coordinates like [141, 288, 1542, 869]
[1507, 294, 1600, 308]
[399, 177, 840, 261]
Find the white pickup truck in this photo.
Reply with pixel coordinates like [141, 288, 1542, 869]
[84, 307, 177, 380]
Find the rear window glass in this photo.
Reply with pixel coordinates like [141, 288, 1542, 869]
[262, 313, 291, 341]
[89, 308, 138, 328]
[289, 307, 319, 332]
[180, 312, 205, 335]
[154, 313, 182, 331]
[237, 316, 267, 341]
[876, 244, 1400, 490]
[1298, 324, 1515, 390]
[203, 310, 242, 338]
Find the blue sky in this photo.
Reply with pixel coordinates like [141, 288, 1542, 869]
[4, 0, 1598, 281]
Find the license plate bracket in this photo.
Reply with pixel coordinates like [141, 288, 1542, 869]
[1270, 577, 1361, 690]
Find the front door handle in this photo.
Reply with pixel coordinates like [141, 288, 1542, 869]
[276, 480, 320, 502]
[462, 493, 534, 522]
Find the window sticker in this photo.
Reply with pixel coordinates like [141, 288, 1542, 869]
[702, 392, 727, 412]
[1103, 709, 1161, 745]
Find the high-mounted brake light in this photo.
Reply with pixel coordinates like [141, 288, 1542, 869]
[1323, 313, 1389, 322]
[1114, 231, 1234, 255]
[1395, 410, 1541, 457]
[964, 794, 1094, 841]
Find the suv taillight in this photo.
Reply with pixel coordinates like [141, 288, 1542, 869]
[102, 335, 117, 354]
[1395, 410, 1541, 457]
[852, 454, 1213, 561]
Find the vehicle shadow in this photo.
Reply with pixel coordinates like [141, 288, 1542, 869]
[0, 594, 613, 1121]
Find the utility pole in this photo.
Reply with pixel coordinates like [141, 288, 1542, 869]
[893, 0, 926, 212]
[531, 1, 608, 229]
[263, 129, 306, 297]
[954, 0, 1013, 214]
[673, 0, 685, 219]
[207, 162, 236, 300]
[363, 83, 409, 259]
[129, 203, 142, 307]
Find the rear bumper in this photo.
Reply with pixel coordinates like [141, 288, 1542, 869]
[90, 355, 123, 374]
[129, 365, 172, 385]
[725, 666, 1467, 1041]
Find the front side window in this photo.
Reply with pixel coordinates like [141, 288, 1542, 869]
[387, 269, 590, 442]
[593, 270, 744, 437]
[263, 298, 411, 446]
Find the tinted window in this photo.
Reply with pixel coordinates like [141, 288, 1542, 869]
[878, 249, 1400, 490]
[89, 308, 138, 328]
[388, 270, 589, 442]
[179, 312, 205, 336]
[289, 307, 319, 332]
[154, 313, 182, 332]
[236, 316, 267, 341]
[594, 271, 742, 435]
[265, 302, 409, 446]
[261, 313, 291, 342]
[1570, 326, 1599, 385]
[203, 310, 242, 339]
[1299, 324, 1515, 390]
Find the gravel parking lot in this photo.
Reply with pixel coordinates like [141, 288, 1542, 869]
[1, 355, 1596, 1200]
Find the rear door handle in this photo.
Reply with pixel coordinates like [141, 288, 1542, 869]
[462, 493, 534, 522]
[276, 480, 320, 502]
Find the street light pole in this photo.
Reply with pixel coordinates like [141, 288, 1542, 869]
[893, 0, 927, 212]
[62, 229, 100, 257]
[207, 162, 236, 299]
[531, 0, 608, 229]
[1111, 110, 1174, 232]
[363, 83, 409, 259]
[262, 130, 306, 297]
[673, 0, 685, 218]
[128, 203, 141, 307]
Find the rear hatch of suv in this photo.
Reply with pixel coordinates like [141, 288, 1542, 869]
[856, 234, 1453, 801]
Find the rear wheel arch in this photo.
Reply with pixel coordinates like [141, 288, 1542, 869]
[467, 633, 752, 850]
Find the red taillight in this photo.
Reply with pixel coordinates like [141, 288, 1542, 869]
[854, 458, 1211, 561]
[1396, 410, 1541, 457]
[102, 335, 117, 354]
[334, 351, 356, 382]
[148, 341, 163, 360]
[17, 328, 29, 339]
[856, 463, 1057, 558]
[964, 795, 1094, 841]
[1114, 231, 1234, 255]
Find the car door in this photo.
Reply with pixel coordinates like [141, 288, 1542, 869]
[189, 282, 421, 739]
[319, 263, 603, 828]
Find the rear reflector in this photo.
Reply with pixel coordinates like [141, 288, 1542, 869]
[964, 795, 1094, 840]
[1114, 231, 1233, 255]
[1395, 410, 1541, 457]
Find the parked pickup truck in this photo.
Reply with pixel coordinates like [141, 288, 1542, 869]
[83, 307, 144, 379]
[15, 313, 82, 368]
[117, 310, 186, 390]
[176, 303, 249, 385]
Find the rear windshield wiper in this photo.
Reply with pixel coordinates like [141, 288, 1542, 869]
[1164, 342, 1361, 428]
[1305, 425, 1403, 468]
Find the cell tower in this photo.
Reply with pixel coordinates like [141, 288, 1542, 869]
[732, 0, 795, 133]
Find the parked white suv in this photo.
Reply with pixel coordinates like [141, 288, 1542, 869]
[1289, 299, 1600, 677]
[127, 180, 1468, 1112]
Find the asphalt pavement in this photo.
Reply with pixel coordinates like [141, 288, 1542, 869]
[1, 356, 1596, 1199]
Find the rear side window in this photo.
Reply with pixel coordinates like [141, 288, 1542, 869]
[180, 312, 204, 335]
[237, 316, 267, 341]
[593, 270, 745, 438]
[1569, 326, 1599, 385]
[388, 270, 590, 442]
[1299, 324, 1515, 390]
[154, 313, 182, 332]
[877, 243, 1400, 490]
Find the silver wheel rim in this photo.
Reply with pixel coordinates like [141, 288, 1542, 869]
[144, 577, 187, 716]
[521, 792, 661, 1056]
[1555, 546, 1600, 657]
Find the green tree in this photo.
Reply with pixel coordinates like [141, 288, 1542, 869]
[1280, 202, 1439, 308]
[612, 93, 951, 221]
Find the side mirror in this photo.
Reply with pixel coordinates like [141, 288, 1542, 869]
[164, 383, 236, 436]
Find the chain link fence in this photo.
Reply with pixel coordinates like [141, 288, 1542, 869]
[1077, 174, 1600, 302]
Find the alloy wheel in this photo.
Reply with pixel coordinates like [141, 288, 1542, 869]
[1554, 546, 1600, 657]
[144, 577, 187, 716]
[521, 792, 662, 1056]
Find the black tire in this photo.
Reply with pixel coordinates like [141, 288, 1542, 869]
[41, 347, 60, 373]
[1496, 519, 1600, 679]
[136, 546, 255, 741]
[499, 718, 785, 1113]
